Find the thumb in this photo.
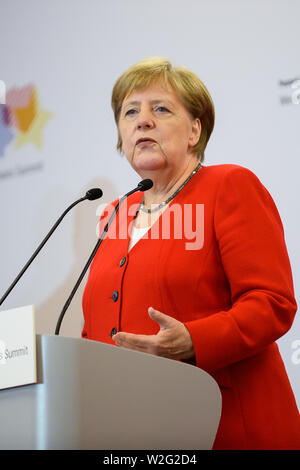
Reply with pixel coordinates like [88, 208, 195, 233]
[148, 307, 175, 329]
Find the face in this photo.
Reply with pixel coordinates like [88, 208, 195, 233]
[118, 84, 201, 176]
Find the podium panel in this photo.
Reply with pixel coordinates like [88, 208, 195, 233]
[0, 335, 221, 449]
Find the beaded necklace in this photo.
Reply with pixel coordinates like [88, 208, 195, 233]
[139, 161, 202, 214]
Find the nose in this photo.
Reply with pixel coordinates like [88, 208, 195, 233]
[137, 109, 155, 130]
[137, 120, 154, 130]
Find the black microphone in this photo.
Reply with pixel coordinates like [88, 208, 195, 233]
[0, 188, 103, 307]
[137, 179, 153, 191]
[85, 188, 103, 200]
[55, 179, 153, 335]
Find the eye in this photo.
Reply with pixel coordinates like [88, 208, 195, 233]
[154, 106, 170, 113]
[125, 108, 138, 117]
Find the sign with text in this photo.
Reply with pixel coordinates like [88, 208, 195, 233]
[0, 305, 37, 390]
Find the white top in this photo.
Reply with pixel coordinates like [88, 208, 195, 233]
[128, 225, 151, 252]
[128, 204, 168, 252]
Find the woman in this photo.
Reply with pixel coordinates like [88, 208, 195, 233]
[82, 57, 300, 449]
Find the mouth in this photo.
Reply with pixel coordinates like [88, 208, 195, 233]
[135, 137, 157, 146]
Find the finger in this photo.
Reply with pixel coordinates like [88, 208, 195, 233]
[114, 337, 148, 354]
[115, 334, 172, 358]
[113, 331, 156, 350]
[148, 307, 177, 329]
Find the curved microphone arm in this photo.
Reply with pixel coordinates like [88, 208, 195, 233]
[0, 188, 103, 307]
[54, 179, 153, 335]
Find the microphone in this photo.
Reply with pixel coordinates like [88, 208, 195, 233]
[0, 188, 103, 307]
[85, 188, 103, 200]
[137, 179, 153, 191]
[55, 179, 153, 335]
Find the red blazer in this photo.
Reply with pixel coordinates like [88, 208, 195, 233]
[82, 164, 300, 449]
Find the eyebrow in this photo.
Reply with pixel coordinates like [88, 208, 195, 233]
[122, 99, 174, 108]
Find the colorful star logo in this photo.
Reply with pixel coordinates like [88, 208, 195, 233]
[0, 84, 52, 157]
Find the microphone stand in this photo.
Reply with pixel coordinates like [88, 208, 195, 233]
[55, 180, 153, 335]
[0, 189, 102, 307]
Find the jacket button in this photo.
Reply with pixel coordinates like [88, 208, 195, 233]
[119, 256, 126, 267]
[112, 291, 119, 302]
[110, 327, 117, 337]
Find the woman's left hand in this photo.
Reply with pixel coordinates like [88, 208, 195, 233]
[112, 307, 195, 361]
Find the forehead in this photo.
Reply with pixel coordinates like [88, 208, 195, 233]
[122, 83, 183, 107]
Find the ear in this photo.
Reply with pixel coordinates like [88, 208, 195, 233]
[189, 118, 201, 148]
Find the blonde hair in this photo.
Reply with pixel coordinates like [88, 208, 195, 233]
[111, 57, 215, 161]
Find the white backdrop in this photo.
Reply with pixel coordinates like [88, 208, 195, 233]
[1, 0, 299, 408]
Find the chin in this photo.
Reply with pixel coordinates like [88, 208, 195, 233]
[133, 154, 166, 172]
[134, 163, 165, 174]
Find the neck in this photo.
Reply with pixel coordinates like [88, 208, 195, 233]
[141, 156, 200, 206]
